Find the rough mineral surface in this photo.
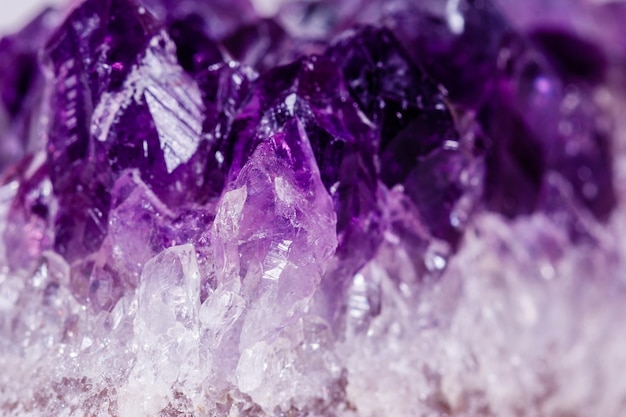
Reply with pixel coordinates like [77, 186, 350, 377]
[0, 0, 625, 416]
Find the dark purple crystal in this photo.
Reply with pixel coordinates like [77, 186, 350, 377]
[142, 0, 257, 39]
[42, 0, 162, 261]
[390, 0, 616, 221]
[328, 26, 466, 243]
[166, 14, 223, 75]
[0, 8, 59, 172]
[392, 0, 511, 107]
[222, 18, 290, 72]
[479, 35, 615, 219]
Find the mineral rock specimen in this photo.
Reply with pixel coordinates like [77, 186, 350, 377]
[1, 0, 625, 415]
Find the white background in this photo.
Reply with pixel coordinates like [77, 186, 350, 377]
[0, 0, 283, 36]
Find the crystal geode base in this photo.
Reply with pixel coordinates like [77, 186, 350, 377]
[1, 0, 626, 416]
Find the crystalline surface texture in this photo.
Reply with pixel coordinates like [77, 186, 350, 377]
[0, 0, 626, 416]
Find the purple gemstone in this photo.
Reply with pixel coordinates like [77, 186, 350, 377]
[392, 0, 512, 107]
[166, 14, 223, 75]
[40, 0, 223, 260]
[0, 8, 59, 171]
[222, 18, 290, 72]
[328, 25, 467, 243]
[480, 35, 615, 219]
[212, 117, 337, 344]
[225, 53, 383, 272]
[389, 0, 616, 221]
[142, 0, 257, 38]
[529, 29, 608, 85]
[0, 0, 624, 414]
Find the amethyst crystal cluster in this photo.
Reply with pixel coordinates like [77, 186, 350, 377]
[1, 0, 626, 415]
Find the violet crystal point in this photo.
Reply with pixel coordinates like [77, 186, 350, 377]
[1, 0, 626, 415]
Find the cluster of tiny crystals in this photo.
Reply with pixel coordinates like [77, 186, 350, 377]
[1, 0, 626, 415]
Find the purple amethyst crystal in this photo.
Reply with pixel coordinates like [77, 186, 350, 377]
[222, 18, 290, 72]
[143, 0, 257, 39]
[0, 0, 625, 416]
[166, 14, 223, 74]
[391, 0, 616, 220]
[478, 34, 616, 219]
[43, 0, 159, 261]
[0, 8, 59, 171]
[327, 25, 467, 243]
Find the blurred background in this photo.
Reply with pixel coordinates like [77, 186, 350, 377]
[0, 0, 283, 35]
[0, 0, 65, 34]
